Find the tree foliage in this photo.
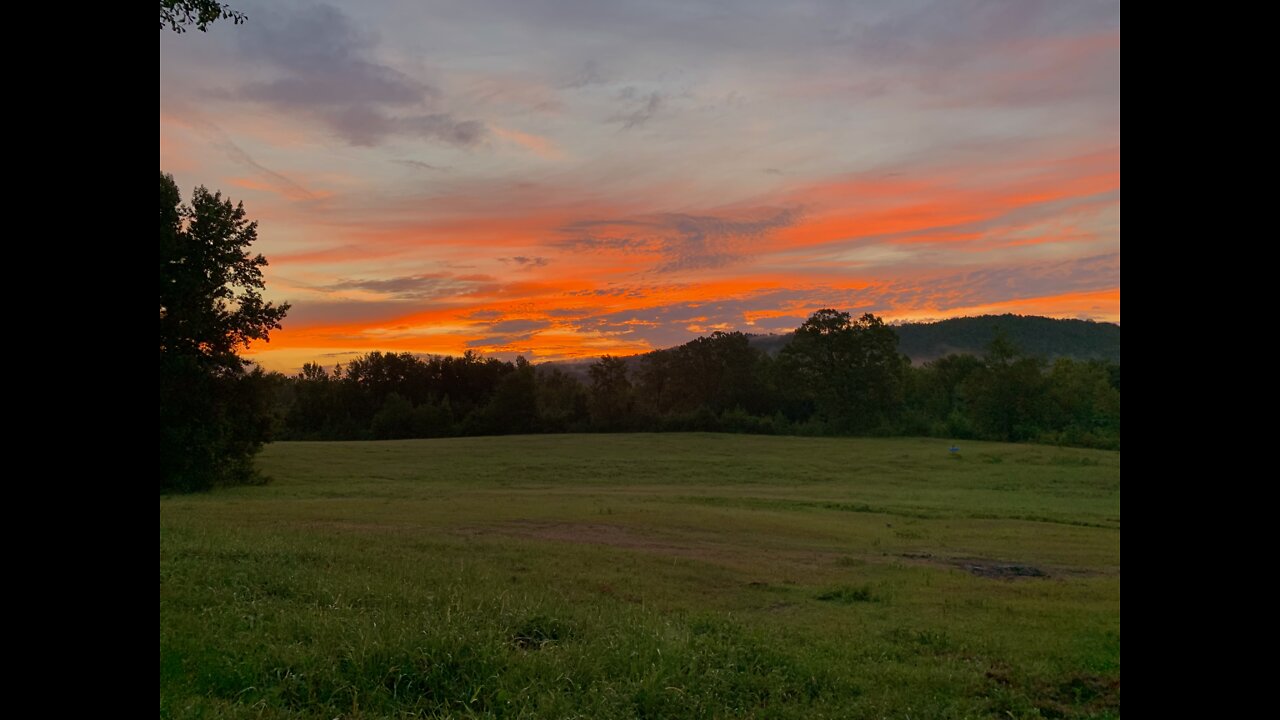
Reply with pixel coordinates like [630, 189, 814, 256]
[587, 356, 634, 431]
[893, 314, 1121, 363]
[780, 310, 906, 431]
[160, 173, 290, 491]
[253, 310, 1118, 450]
[636, 331, 765, 417]
[160, 0, 246, 33]
[160, 175, 289, 371]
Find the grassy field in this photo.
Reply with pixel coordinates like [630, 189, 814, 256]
[159, 434, 1120, 719]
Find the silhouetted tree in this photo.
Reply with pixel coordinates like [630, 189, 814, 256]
[780, 310, 906, 431]
[160, 173, 290, 491]
[588, 356, 633, 430]
[371, 393, 416, 440]
[638, 331, 764, 416]
[961, 333, 1048, 441]
[535, 367, 589, 432]
[904, 353, 984, 436]
[1044, 358, 1120, 447]
[471, 357, 537, 435]
[261, 314, 1117, 449]
[160, 0, 246, 33]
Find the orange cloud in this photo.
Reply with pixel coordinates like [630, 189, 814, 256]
[229, 177, 334, 203]
[772, 149, 1119, 251]
[491, 125, 563, 159]
[236, 147, 1118, 372]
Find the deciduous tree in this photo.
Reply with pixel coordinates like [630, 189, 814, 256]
[780, 310, 906, 431]
[160, 0, 246, 33]
[160, 172, 290, 491]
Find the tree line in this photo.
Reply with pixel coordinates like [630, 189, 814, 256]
[264, 310, 1120, 450]
[161, 170, 1118, 493]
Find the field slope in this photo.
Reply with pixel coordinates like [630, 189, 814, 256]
[160, 434, 1120, 719]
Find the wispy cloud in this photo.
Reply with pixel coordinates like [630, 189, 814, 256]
[234, 3, 486, 147]
[169, 114, 319, 201]
[499, 256, 551, 268]
[608, 89, 663, 129]
[491, 126, 562, 158]
[393, 159, 450, 171]
[559, 208, 802, 273]
[320, 273, 497, 300]
[564, 60, 607, 89]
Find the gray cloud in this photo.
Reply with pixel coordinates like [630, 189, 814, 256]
[557, 234, 652, 254]
[499, 256, 551, 268]
[558, 207, 802, 273]
[565, 60, 607, 88]
[609, 90, 663, 129]
[398, 114, 487, 146]
[845, 1, 1117, 65]
[895, 253, 1120, 309]
[394, 159, 450, 171]
[466, 320, 555, 350]
[567, 287, 649, 298]
[179, 115, 318, 200]
[235, 3, 486, 147]
[240, 69, 422, 108]
[215, 136, 314, 198]
[834, 1, 1119, 111]
[468, 335, 537, 349]
[282, 300, 420, 327]
[321, 273, 496, 300]
[489, 319, 552, 334]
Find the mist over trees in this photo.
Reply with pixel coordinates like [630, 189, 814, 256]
[268, 312, 1120, 450]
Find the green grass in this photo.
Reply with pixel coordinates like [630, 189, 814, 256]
[160, 434, 1120, 719]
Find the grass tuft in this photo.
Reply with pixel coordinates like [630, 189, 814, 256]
[815, 584, 877, 603]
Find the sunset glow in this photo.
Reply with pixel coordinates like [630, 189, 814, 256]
[160, 1, 1120, 371]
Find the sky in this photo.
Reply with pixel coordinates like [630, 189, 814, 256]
[160, 0, 1120, 372]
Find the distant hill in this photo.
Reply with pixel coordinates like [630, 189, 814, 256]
[895, 315, 1120, 362]
[545, 315, 1120, 375]
[746, 315, 1120, 363]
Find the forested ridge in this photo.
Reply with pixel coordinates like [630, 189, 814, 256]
[745, 314, 1120, 363]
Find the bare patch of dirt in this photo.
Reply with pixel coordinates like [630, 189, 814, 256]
[894, 551, 1120, 579]
[961, 561, 1048, 579]
[301, 521, 424, 535]
[894, 552, 1070, 579]
[461, 523, 1116, 581]
[476, 521, 705, 552]
[459, 521, 843, 573]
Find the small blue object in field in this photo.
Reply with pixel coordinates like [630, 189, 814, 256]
[948, 446, 960, 454]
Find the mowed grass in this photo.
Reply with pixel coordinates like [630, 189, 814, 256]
[160, 434, 1120, 719]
